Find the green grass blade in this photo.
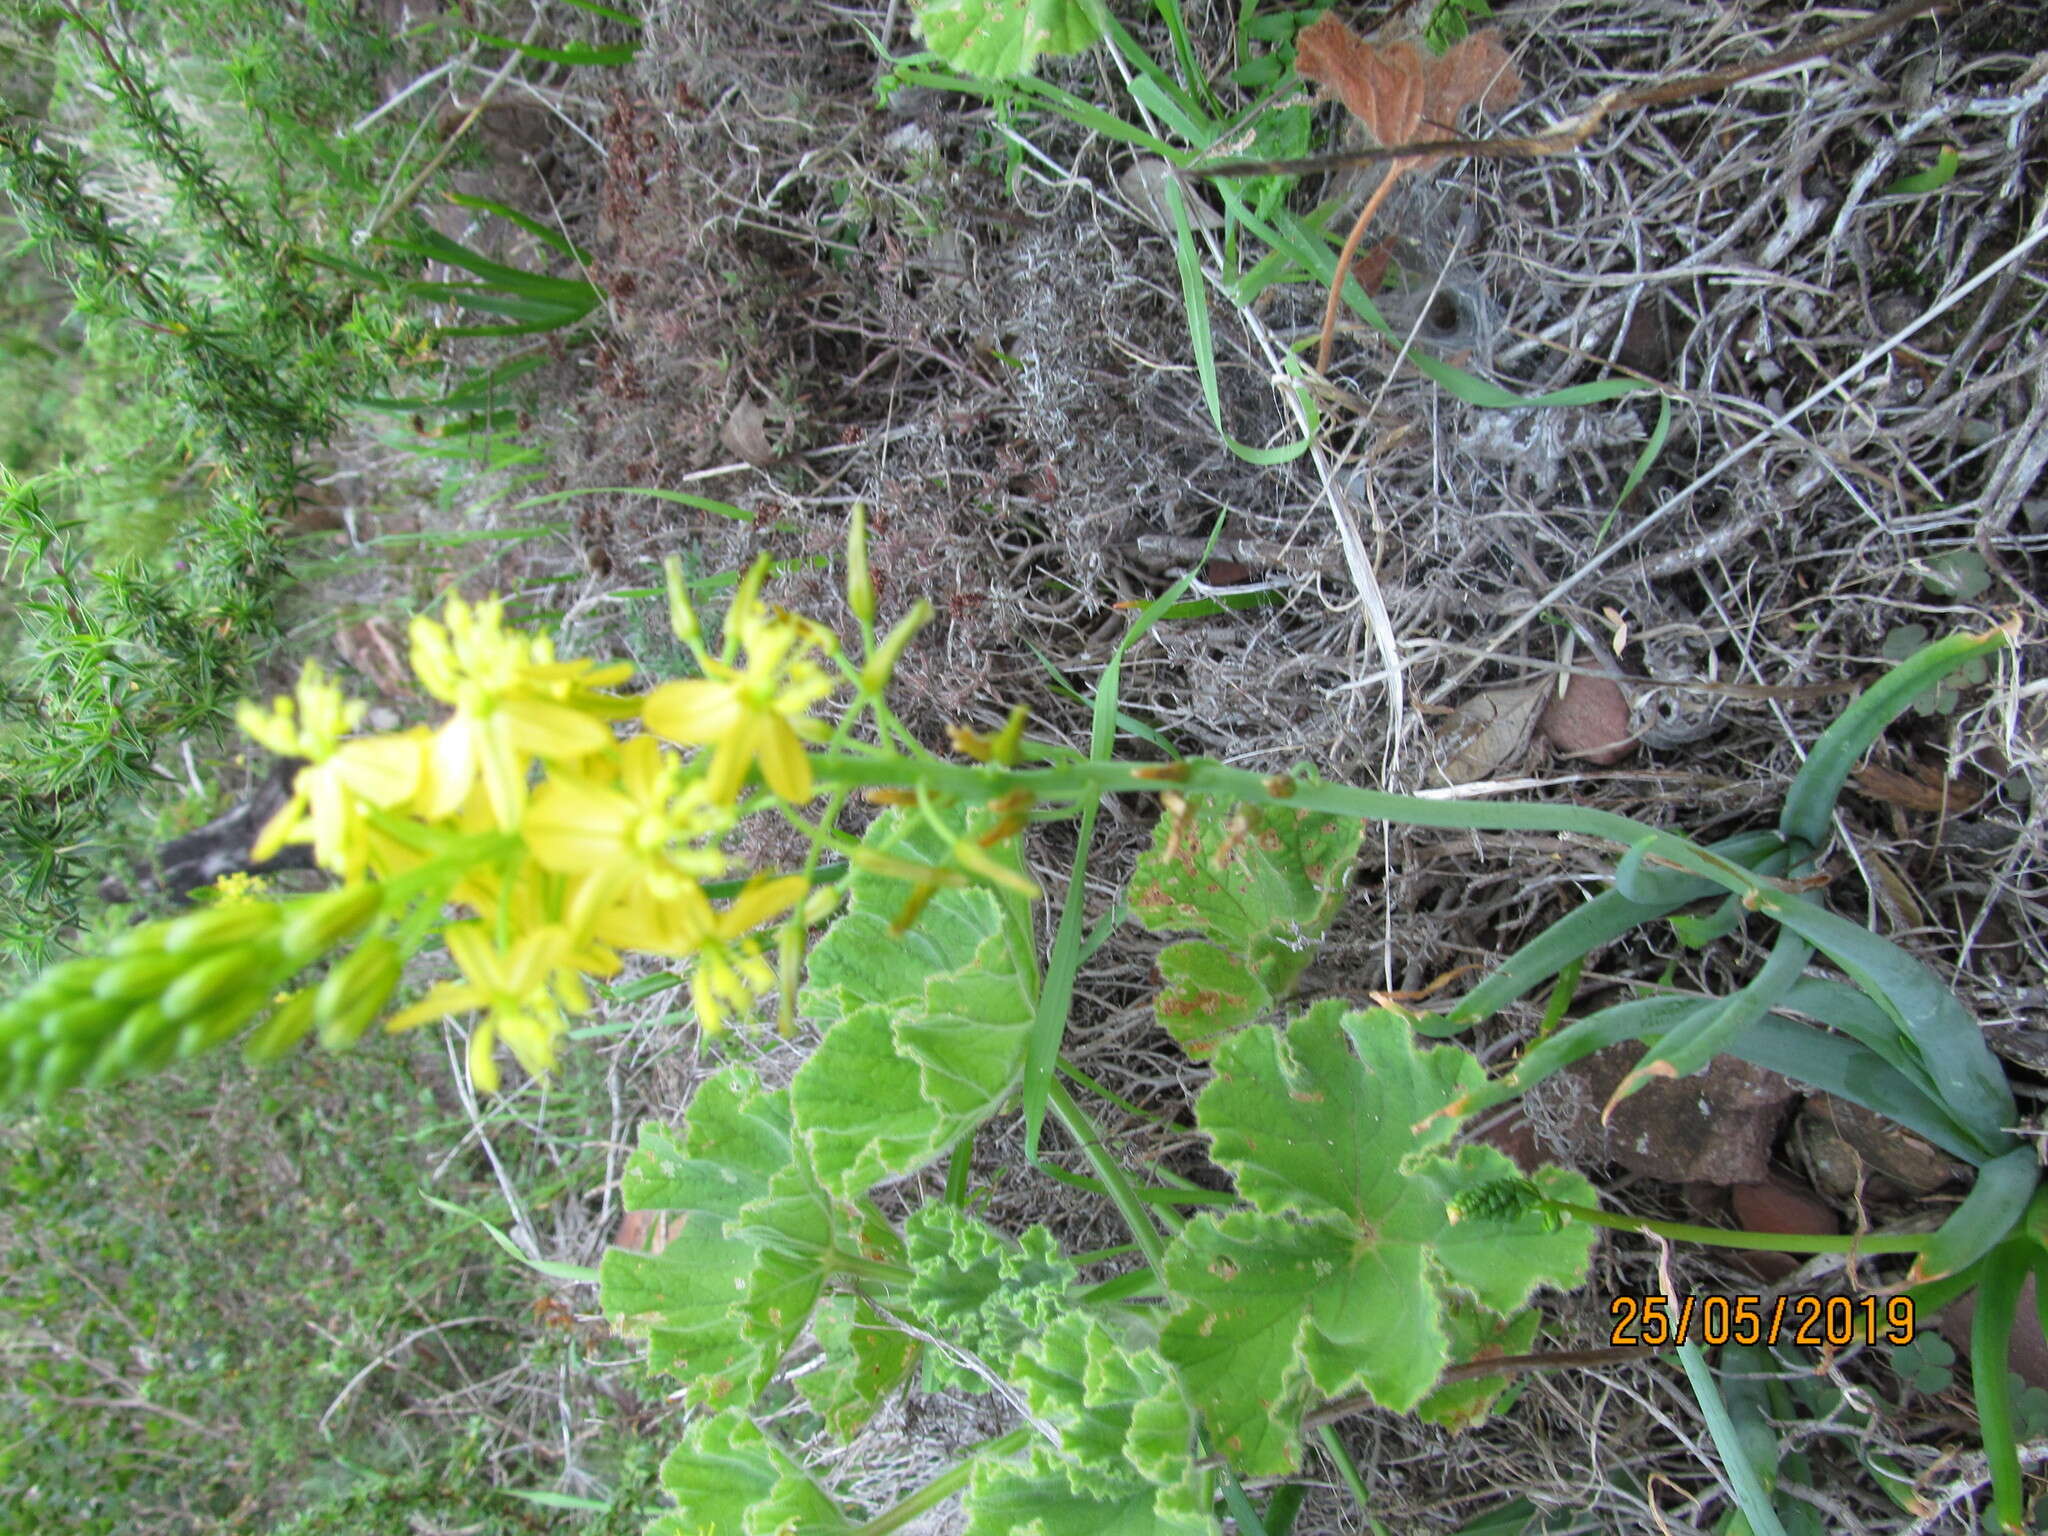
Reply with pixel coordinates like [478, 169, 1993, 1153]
[382, 229, 598, 303]
[1779, 622, 2014, 857]
[1021, 513, 1225, 1158]
[1164, 177, 1311, 465]
[445, 190, 593, 263]
[1911, 1148, 2039, 1284]
[556, 0, 644, 25]
[510, 485, 751, 521]
[1594, 392, 1671, 547]
[418, 1190, 600, 1283]
[1880, 144, 1959, 197]
[1245, 205, 1650, 408]
[463, 29, 638, 66]
[1026, 640, 1183, 756]
[1441, 995, 1713, 1121]
[1153, 588, 1288, 621]
[1971, 1241, 2029, 1532]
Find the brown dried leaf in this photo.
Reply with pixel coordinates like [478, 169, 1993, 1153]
[721, 397, 776, 466]
[1294, 16, 1521, 170]
[1852, 761, 1984, 815]
[1436, 681, 1546, 784]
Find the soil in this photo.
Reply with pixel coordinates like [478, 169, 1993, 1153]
[303, 1, 2048, 1531]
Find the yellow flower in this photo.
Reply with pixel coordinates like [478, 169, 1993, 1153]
[210, 871, 270, 903]
[642, 568, 836, 805]
[410, 593, 635, 829]
[591, 873, 806, 1035]
[523, 735, 731, 929]
[385, 921, 616, 1092]
[238, 664, 427, 881]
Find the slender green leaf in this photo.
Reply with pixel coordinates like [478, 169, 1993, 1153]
[445, 190, 593, 263]
[1675, 1340, 1790, 1536]
[1442, 830, 1785, 1028]
[1607, 928, 1812, 1107]
[511, 484, 751, 520]
[463, 29, 639, 66]
[1880, 145, 1960, 197]
[1779, 623, 2012, 857]
[1972, 1242, 2029, 1532]
[419, 1191, 600, 1283]
[1912, 1147, 2039, 1284]
[1021, 513, 1225, 1157]
[1746, 894, 2016, 1153]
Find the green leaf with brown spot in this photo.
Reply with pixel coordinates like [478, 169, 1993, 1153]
[1129, 793, 1360, 1054]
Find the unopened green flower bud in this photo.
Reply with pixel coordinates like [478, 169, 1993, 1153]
[93, 948, 190, 1004]
[663, 554, 702, 649]
[98, 1003, 178, 1081]
[161, 900, 283, 955]
[280, 885, 384, 964]
[951, 837, 1041, 899]
[799, 882, 844, 927]
[243, 990, 319, 1065]
[35, 1040, 93, 1106]
[845, 504, 876, 628]
[40, 993, 127, 1044]
[315, 937, 402, 1050]
[860, 600, 932, 695]
[175, 985, 271, 1059]
[163, 950, 264, 1021]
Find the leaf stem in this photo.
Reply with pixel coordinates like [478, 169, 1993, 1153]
[1549, 1199, 1928, 1255]
[1047, 1079, 1171, 1274]
[849, 1426, 1033, 1536]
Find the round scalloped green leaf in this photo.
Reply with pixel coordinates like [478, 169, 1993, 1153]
[798, 1292, 921, 1439]
[652, 1411, 854, 1536]
[907, 1206, 1079, 1392]
[600, 1226, 766, 1406]
[792, 1001, 945, 1195]
[1414, 1301, 1541, 1431]
[1008, 1313, 1187, 1491]
[1130, 796, 1361, 1002]
[1155, 939, 1272, 1056]
[802, 808, 1009, 1023]
[1197, 1002, 1483, 1220]
[1429, 1154, 1600, 1315]
[1162, 1207, 1436, 1474]
[1159, 1005, 1595, 1473]
[911, 0, 1106, 79]
[621, 1066, 789, 1220]
[962, 1446, 1217, 1536]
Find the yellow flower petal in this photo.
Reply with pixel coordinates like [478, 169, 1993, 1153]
[703, 712, 764, 805]
[523, 780, 631, 874]
[498, 698, 618, 759]
[249, 793, 306, 864]
[643, 679, 742, 745]
[756, 716, 813, 802]
[387, 982, 490, 1033]
[331, 733, 424, 808]
[721, 874, 809, 937]
[468, 1022, 502, 1093]
[424, 718, 479, 819]
[446, 923, 497, 987]
[476, 722, 529, 829]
